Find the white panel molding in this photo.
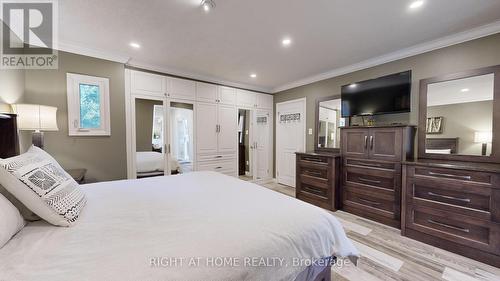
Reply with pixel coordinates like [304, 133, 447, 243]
[272, 20, 500, 93]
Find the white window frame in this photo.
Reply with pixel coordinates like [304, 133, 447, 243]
[66, 73, 111, 136]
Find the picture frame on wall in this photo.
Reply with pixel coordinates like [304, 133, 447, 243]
[426, 116, 444, 134]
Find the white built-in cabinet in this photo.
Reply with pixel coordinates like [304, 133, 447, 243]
[126, 69, 273, 179]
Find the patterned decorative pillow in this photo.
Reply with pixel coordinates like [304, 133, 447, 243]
[0, 146, 86, 227]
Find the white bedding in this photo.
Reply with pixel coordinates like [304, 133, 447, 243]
[136, 151, 165, 173]
[0, 172, 358, 281]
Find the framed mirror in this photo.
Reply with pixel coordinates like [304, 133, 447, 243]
[418, 65, 500, 162]
[315, 95, 345, 153]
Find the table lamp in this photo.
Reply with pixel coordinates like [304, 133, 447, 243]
[0, 103, 12, 114]
[11, 104, 59, 149]
[474, 131, 492, 156]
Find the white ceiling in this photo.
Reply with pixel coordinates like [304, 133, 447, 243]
[56, 0, 500, 93]
[427, 73, 494, 107]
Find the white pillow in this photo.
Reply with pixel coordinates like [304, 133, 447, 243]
[0, 146, 86, 227]
[426, 149, 452, 154]
[0, 193, 25, 248]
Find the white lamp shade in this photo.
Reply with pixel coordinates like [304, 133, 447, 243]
[474, 131, 492, 143]
[11, 104, 59, 131]
[0, 103, 12, 114]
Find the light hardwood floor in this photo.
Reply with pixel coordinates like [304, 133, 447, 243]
[258, 181, 500, 281]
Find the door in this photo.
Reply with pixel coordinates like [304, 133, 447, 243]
[168, 77, 196, 100]
[130, 71, 165, 97]
[218, 104, 237, 154]
[341, 128, 369, 158]
[236, 89, 257, 108]
[196, 102, 218, 154]
[368, 127, 403, 161]
[254, 110, 271, 180]
[276, 98, 306, 187]
[196, 82, 217, 103]
[218, 86, 237, 105]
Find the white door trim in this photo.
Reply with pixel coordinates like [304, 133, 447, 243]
[275, 97, 306, 186]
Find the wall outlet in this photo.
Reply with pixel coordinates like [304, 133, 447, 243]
[308, 128, 313, 135]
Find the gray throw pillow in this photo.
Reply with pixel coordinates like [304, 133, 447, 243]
[0, 184, 41, 221]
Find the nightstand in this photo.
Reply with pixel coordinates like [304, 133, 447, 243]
[65, 169, 87, 184]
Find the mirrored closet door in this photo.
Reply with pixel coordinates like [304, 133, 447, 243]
[168, 101, 194, 174]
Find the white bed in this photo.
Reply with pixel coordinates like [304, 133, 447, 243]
[0, 172, 358, 281]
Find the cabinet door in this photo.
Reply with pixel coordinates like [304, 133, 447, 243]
[236, 89, 257, 108]
[368, 128, 402, 161]
[168, 77, 196, 100]
[196, 82, 217, 103]
[196, 102, 218, 154]
[217, 104, 237, 154]
[256, 93, 273, 110]
[130, 71, 165, 96]
[341, 128, 369, 158]
[218, 86, 237, 105]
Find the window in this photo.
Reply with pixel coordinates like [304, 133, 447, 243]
[66, 73, 111, 136]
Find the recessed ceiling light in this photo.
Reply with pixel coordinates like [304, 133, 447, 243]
[250, 73, 257, 78]
[461, 88, 470, 92]
[282, 38, 292, 46]
[348, 83, 357, 88]
[409, 0, 424, 9]
[129, 42, 141, 49]
[201, 0, 215, 12]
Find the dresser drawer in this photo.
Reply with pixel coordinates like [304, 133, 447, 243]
[412, 167, 493, 186]
[409, 177, 491, 214]
[345, 158, 397, 171]
[344, 184, 395, 213]
[297, 154, 329, 165]
[298, 183, 329, 199]
[345, 165, 396, 190]
[407, 205, 499, 253]
[298, 164, 328, 180]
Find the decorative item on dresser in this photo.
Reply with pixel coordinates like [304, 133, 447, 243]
[340, 125, 416, 228]
[403, 64, 500, 267]
[295, 152, 341, 211]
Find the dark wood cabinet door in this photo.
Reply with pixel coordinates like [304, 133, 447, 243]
[341, 128, 369, 159]
[368, 128, 402, 161]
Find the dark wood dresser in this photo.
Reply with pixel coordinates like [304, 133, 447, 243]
[0, 114, 20, 158]
[340, 125, 416, 228]
[295, 152, 341, 211]
[403, 160, 500, 267]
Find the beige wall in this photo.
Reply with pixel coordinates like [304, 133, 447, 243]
[21, 51, 126, 182]
[427, 100, 493, 156]
[135, 99, 162, 152]
[274, 33, 500, 156]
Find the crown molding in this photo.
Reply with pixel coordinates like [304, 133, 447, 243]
[58, 40, 130, 64]
[272, 20, 500, 93]
[127, 60, 272, 93]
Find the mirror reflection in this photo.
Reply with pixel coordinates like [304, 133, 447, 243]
[135, 98, 165, 178]
[317, 98, 343, 149]
[426, 73, 494, 156]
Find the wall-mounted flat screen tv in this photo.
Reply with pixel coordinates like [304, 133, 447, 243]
[341, 71, 411, 117]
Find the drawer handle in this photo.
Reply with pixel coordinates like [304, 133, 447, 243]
[214, 156, 223, 158]
[427, 219, 470, 233]
[364, 136, 368, 149]
[358, 177, 382, 185]
[356, 163, 382, 168]
[427, 192, 471, 203]
[215, 167, 222, 169]
[370, 136, 374, 150]
[303, 157, 322, 162]
[358, 198, 381, 205]
[427, 171, 472, 181]
[304, 170, 323, 177]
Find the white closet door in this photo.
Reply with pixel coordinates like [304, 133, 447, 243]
[130, 71, 165, 97]
[196, 82, 217, 103]
[236, 89, 257, 108]
[218, 86, 237, 105]
[217, 104, 237, 154]
[257, 94, 273, 110]
[168, 77, 196, 100]
[196, 102, 218, 154]
[254, 110, 271, 180]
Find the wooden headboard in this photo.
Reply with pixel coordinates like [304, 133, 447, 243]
[0, 114, 20, 158]
[425, 138, 459, 154]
